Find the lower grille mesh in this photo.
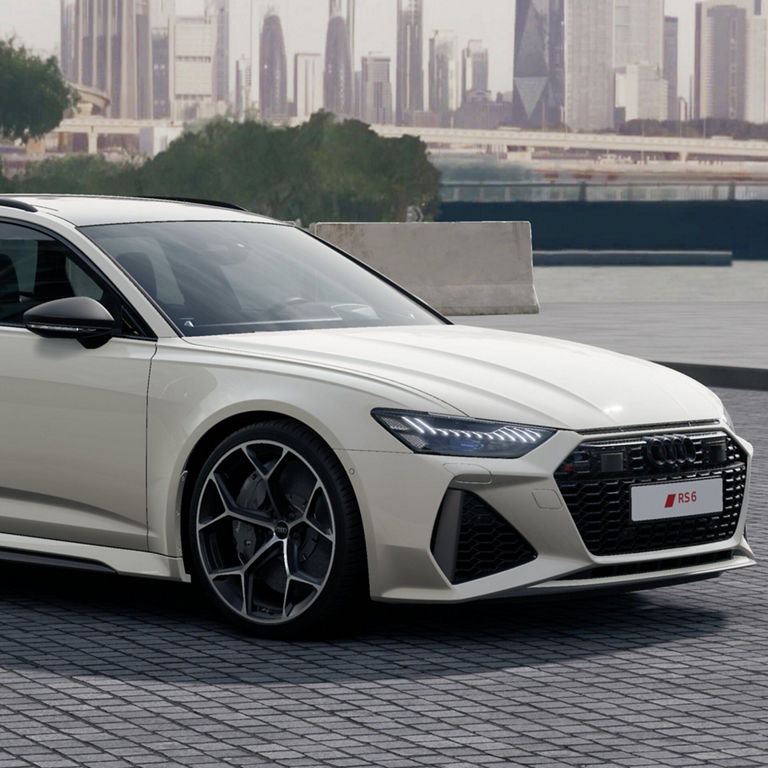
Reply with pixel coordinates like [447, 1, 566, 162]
[432, 491, 537, 584]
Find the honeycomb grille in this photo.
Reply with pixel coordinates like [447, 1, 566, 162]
[555, 431, 747, 556]
[453, 493, 537, 584]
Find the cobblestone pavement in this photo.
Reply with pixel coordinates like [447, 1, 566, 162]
[0, 388, 764, 768]
[456, 261, 768, 369]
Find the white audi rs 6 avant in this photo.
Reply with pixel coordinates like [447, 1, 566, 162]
[0, 195, 754, 636]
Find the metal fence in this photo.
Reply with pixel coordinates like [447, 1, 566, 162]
[439, 181, 768, 203]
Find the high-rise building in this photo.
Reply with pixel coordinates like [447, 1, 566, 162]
[694, 0, 766, 122]
[429, 31, 460, 114]
[615, 64, 668, 121]
[461, 41, 488, 104]
[295, 53, 323, 121]
[512, 0, 564, 129]
[361, 54, 393, 124]
[150, 1, 175, 120]
[235, 55, 252, 119]
[347, 0, 356, 72]
[60, 0, 153, 119]
[260, 12, 288, 122]
[614, 0, 663, 70]
[613, 0, 666, 123]
[173, 16, 216, 120]
[324, 1, 353, 117]
[396, 0, 423, 124]
[207, 0, 229, 105]
[664, 16, 678, 119]
[564, 0, 614, 131]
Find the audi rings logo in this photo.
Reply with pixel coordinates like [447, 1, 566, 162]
[645, 435, 697, 469]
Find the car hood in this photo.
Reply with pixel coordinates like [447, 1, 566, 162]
[185, 324, 724, 431]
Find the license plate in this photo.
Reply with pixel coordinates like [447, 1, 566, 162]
[631, 477, 723, 522]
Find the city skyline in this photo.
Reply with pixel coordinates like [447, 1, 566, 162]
[1, 1, 699, 108]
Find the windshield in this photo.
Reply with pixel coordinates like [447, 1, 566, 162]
[82, 221, 444, 336]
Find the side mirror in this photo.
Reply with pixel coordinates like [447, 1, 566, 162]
[24, 297, 115, 349]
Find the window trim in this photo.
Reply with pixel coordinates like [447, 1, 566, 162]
[0, 217, 158, 342]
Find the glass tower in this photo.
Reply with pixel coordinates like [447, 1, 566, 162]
[512, 0, 565, 129]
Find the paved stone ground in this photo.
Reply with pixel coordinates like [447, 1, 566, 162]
[0, 386, 765, 768]
[455, 261, 768, 370]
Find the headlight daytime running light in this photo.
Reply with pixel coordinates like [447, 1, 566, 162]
[372, 409, 556, 458]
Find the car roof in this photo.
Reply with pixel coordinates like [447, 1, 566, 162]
[0, 194, 278, 227]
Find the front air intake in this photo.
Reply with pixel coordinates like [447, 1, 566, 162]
[431, 490, 537, 584]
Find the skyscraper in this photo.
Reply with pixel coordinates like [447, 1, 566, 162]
[512, 0, 564, 129]
[613, 0, 663, 70]
[260, 11, 288, 122]
[324, 1, 353, 117]
[613, 0, 666, 122]
[361, 54, 393, 124]
[616, 64, 668, 122]
[346, 0, 356, 72]
[694, 0, 766, 122]
[150, 1, 174, 120]
[173, 16, 216, 120]
[664, 16, 678, 119]
[60, 0, 153, 119]
[295, 53, 323, 121]
[207, 0, 229, 105]
[235, 55, 252, 119]
[564, 0, 614, 131]
[396, 0, 423, 124]
[462, 41, 488, 104]
[429, 31, 460, 114]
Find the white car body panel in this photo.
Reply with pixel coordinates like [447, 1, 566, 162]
[0, 195, 755, 610]
[183, 325, 725, 430]
[0, 326, 154, 548]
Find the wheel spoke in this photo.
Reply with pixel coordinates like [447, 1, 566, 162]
[198, 504, 274, 533]
[244, 535, 281, 571]
[293, 483, 322, 520]
[211, 472, 236, 509]
[304, 517, 334, 541]
[199, 474, 276, 530]
[209, 564, 245, 579]
[288, 572, 322, 588]
[244, 443, 287, 480]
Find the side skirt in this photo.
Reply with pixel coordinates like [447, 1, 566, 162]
[0, 532, 190, 581]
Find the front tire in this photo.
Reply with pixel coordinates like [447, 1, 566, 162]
[187, 420, 366, 638]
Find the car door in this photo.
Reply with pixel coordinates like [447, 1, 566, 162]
[0, 220, 155, 550]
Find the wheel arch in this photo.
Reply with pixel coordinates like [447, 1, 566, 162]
[177, 409, 365, 575]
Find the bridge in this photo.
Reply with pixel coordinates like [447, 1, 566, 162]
[370, 124, 768, 163]
[47, 116, 184, 155]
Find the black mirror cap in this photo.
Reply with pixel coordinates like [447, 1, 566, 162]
[24, 297, 115, 349]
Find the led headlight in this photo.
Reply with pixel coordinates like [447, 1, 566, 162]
[372, 409, 556, 459]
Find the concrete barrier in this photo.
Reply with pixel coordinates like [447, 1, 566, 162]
[311, 222, 540, 315]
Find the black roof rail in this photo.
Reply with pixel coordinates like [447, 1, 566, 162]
[0, 198, 38, 213]
[139, 196, 248, 212]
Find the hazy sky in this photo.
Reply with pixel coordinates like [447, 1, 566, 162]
[0, 0, 698, 104]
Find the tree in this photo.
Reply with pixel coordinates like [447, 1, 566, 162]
[13, 113, 440, 223]
[0, 39, 78, 142]
[14, 154, 139, 195]
[137, 113, 439, 222]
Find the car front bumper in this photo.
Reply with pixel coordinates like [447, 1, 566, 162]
[340, 422, 755, 602]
